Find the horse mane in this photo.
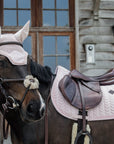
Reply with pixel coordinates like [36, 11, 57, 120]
[30, 59, 53, 83]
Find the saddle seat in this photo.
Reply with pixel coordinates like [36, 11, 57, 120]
[59, 68, 114, 110]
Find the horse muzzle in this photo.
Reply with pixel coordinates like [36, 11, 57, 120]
[20, 99, 45, 122]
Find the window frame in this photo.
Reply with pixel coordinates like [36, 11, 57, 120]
[38, 32, 75, 70]
[0, 0, 75, 70]
[31, 0, 75, 27]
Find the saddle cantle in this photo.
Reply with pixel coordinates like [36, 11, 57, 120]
[71, 68, 114, 85]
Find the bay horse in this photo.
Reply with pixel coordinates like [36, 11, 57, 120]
[1, 21, 114, 144]
[0, 21, 47, 142]
[10, 61, 114, 144]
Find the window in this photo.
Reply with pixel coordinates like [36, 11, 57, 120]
[23, 36, 32, 55]
[1, 0, 32, 56]
[0, 0, 75, 70]
[43, 0, 69, 27]
[43, 35, 70, 72]
[39, 32, 75, 72]
[4, 0, 31, 26]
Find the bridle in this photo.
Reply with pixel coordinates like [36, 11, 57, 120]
[0, 41, 39, 139]
[0, 75, 38, 139]
[0, 41, 33, 110]
[0, 77, 31, 111]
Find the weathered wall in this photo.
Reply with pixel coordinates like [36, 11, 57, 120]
[78, 0, 114, 76]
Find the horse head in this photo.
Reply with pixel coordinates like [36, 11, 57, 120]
[0, 21, 46, 123]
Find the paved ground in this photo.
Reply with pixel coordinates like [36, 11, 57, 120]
[3, 136, 12, 144]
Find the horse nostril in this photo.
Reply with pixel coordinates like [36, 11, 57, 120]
[27, 100, 45, 120]
[27, 104, 34, 113]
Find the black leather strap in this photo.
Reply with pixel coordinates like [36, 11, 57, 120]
[0, 42, 23, 47]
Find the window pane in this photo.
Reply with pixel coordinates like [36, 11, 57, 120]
[43, 36, 56, 55]
[44, 57, 56, 73]
[4, 0, 16, 8]
[18, 0, 30, 8]
[18, 10, 31, 26]
[43, 0, 54, 9]
[57, 36, 69, 54]
[58, 56, 70, 70]
[23, 36, 32, 55]
[56, 0, 69, 9]
[57, 11, 69, 27]
[43, 11, 55, 26]
[4, 10, 17, 26]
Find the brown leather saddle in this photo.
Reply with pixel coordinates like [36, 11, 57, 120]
[59, 68, 114, 110]
[59, 68, 114, 144]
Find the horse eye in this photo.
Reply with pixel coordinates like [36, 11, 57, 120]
[0, 60, 10, 68]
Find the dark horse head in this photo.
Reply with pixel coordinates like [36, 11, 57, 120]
[0, 21, 47, 123]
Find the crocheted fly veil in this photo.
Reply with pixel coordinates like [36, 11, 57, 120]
[0, 21, 30, 65]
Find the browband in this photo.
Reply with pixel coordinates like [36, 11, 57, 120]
[0, 42, 23, 47]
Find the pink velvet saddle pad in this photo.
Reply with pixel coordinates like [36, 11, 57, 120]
[51, 66, 114, 121]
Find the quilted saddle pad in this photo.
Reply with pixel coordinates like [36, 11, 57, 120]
[51, 66, 114, 121]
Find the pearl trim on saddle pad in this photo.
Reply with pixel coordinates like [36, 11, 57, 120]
[51, 66, 114, 121]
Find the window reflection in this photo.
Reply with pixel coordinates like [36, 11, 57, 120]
[56, 0, 68, 9]
[43, 36, 56, 55]
[23, 36, 32, 55]
[18, 0, 30, 8]
[43, 35, 70, 72]
[43, 11, 55, 26]
[57, 36, 69, 54]
[3, 0, 31, 26]
[18, 10, 31, 26]
[43, 0, 69, 27]
[44, 57, 56, 72]
[58, 56, 70, 69]
[57, 11, 69, 27]
[43, 0, 54, 9]
[4, 0, 16, 8]
[4, 10, 17, 26]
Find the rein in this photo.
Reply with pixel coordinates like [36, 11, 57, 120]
[44, 74, 56, 144]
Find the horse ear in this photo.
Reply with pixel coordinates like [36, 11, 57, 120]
[15, 20, 30, 43]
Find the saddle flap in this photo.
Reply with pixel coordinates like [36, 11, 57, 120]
[59, 75, 103, 110]
[59, 75, 76, 104]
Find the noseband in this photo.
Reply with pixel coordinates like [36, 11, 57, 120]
[0, 75, 39, 139]
[0, 75, 39, 111]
